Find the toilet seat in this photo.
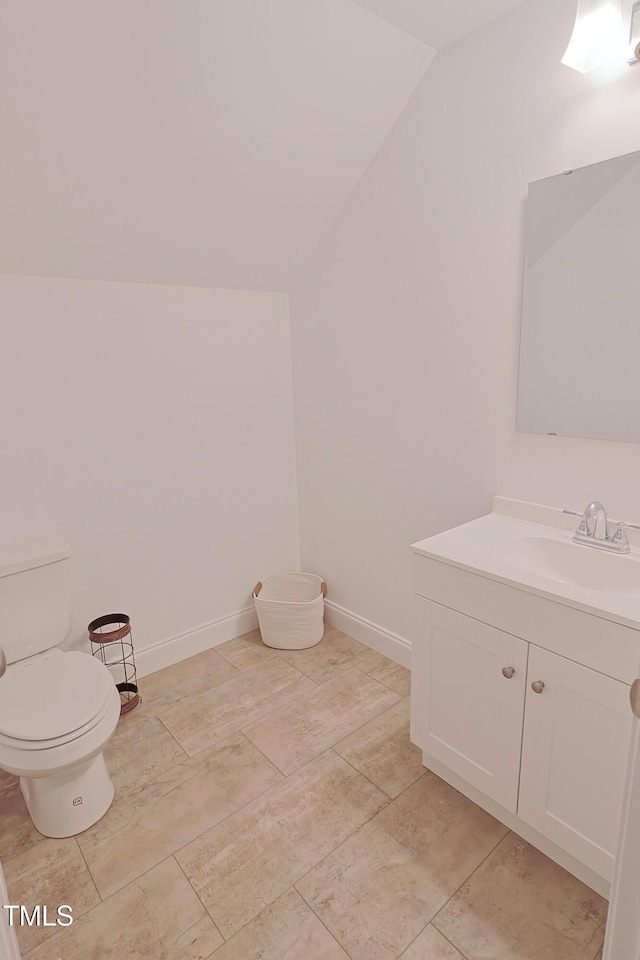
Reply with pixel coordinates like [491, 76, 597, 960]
[0, 650, 114, 746]
[0, 694, 115, 751]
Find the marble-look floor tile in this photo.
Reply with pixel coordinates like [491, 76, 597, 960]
[77, 732, 283, 899]
[275, 626, 376, 684]
[297, 771, 508, 960]
[2, 626, 606, 960]
[0, 781, 46, 863]
[357, 652, 390, 674]
[105, 713, 186, 792]
[363, 658, 411, 697]
[23, 856, 223, 960]
[159, 657, 315, 756]
[216, 629, 278, 671]
[433, 832, 607, 960]
[399, 925, 466, 959]
[244, 668, 400, 774]
[0, 767, 17, 793]
[3, 837, 100, 954]
[208, 888, 349, 960]
[137, 646, 239, 716]
[334, 697, 425, 798]
[177, 749, 388, 939]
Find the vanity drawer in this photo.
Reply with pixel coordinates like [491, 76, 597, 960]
[413, 554, 639, 684]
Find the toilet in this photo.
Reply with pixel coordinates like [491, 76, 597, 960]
[0, 539, 121, 838]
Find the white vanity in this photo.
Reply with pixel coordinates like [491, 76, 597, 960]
[410, 497, 640, 898]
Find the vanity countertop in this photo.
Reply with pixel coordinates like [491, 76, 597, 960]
[412, 497, 640, 631]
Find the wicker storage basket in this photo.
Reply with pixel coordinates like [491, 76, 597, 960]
[253, 573, 327, 650]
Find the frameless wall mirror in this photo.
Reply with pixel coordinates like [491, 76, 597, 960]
[517, 148, 640, 442]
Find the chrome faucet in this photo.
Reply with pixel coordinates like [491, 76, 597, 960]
[563, 501, 638, 554]
[585, 501, 608, 539]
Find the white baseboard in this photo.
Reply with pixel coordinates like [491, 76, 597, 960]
[135, 606, 258, 678]
[324, 600, 411, 669]
[134, 601, 411, 679]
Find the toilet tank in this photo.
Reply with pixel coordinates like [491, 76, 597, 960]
[0, 539, 72, 664]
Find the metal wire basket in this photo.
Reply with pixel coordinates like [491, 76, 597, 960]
[88, 613, 140, 714]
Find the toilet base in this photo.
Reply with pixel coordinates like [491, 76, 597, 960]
[21, 753, 115, 838]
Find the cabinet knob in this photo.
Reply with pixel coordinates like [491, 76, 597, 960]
[531, 680, 545, 694]
[501, 666, 515, 679]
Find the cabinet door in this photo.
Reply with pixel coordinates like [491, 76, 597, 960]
[519, 645, 632, 881]
[411, 598, 528, 812]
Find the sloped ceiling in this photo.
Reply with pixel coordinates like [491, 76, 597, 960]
[0, 0, 528, 292]
[0, 0, 434, 291]
[351, 0, 529, 49]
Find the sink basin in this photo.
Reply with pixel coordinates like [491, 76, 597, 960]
[412, 496, 640, 631]
[500, 536, 640, 594]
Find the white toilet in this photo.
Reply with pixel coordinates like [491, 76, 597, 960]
[0, 539, 121, 838]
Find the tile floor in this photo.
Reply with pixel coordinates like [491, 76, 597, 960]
[0, 626, 608, 960]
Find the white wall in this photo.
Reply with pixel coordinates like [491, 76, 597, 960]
[290, 0, 640, 647]
[0, 275, 300, 661]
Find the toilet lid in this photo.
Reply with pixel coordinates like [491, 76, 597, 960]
[0, 651, 114, 741]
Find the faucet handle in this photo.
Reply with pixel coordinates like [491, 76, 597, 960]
[612, 523, 630, 548]
[611, 522, 640, 552]
[563, 509, 589, 536]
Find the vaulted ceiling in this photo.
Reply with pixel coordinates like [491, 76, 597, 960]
[0, 0, 528, 292]
[351, 0, 528, 49]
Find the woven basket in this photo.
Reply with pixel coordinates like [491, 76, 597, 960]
[253, 573, 327, 650]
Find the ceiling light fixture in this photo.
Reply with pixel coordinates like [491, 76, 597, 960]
[561, 0, 627, 72]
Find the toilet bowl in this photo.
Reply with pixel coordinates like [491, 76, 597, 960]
[0, 648, 121, 837]
[0, 538, 122, 836]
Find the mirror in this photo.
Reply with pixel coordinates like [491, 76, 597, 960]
[517, 148, 640, 443]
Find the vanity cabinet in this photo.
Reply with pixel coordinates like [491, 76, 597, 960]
[519, 645, 631, 881]
[411, 596, 633, 889]
[410, 601, 528, 812]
